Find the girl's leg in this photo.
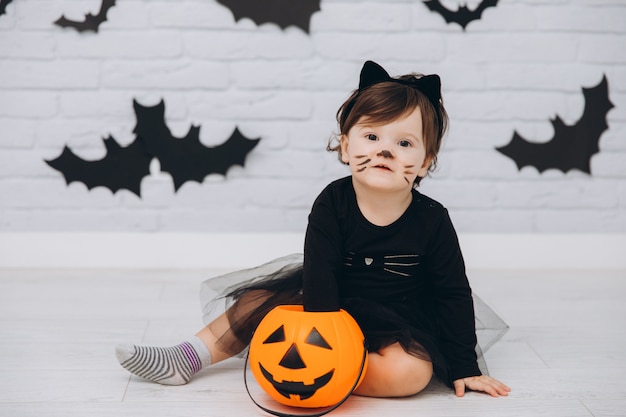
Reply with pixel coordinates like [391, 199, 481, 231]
[116, 290, 272, 385]
[115, 312, 234, 386]
[353, 342, 433, 397]
[195, 312, 235, 364]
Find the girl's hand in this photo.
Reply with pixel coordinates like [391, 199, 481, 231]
[453, 375, 511, 398]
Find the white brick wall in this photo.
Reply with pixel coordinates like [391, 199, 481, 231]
[0, 0, 625, 234]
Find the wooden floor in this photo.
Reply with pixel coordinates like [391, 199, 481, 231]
[0, 267, 625, 417]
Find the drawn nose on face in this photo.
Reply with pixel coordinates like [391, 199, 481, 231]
[279, 343, 306, 369]
[377, 150, 393, 159]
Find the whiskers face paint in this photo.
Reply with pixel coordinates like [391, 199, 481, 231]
[403, 165, 415, 184]
[355, 155, 370, 172]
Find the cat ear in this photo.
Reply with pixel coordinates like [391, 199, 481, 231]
[359, 61, 392, 90]
[413, 74, 442, 105]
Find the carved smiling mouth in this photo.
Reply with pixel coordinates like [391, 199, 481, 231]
[259, 363, 334, 400]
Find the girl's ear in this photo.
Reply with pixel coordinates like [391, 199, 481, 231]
[417, 156, 432, 177]
[340, 135, 350, 164]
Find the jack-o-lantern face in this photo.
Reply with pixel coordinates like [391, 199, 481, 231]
[249, 305, 367, 409]
[258, 324, 334, 400]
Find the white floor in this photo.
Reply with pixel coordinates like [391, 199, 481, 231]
[0, 267, 625, 417]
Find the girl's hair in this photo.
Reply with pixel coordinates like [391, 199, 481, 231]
[328, 74, 449, 186]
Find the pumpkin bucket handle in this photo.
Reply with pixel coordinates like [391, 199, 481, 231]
[244, 336, 368, 417]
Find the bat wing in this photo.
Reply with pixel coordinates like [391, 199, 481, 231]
[0, 0, 14, 16]
[199, 127, 261, 174]
[423, 0, 498, 30]
[496, 75, 614, 174]
[45, 135, 152, 196]
[217, 0, 320, 33]
[133, 100, 261, 191]
[166, 127, 260, 191]
[54, 0, 116, 33]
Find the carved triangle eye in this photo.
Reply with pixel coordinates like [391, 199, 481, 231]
[263, 325, 286, 344]
[305, 327, 332, 350]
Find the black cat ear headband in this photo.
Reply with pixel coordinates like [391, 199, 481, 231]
[358, 60, 443, 112]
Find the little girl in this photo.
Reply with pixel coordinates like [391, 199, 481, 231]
[116, 60, 510, 399]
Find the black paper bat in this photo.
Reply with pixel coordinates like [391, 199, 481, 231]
[0, 0, 14, 17]
[496, 75, 614, 175]
[423, 0, 498, 30]
[132, 99, 261, 191]
[45, 135, 152, 197]
[217, 0, 320, 33]
[46, 99, 261, 196]
[54, 0, 116, 33]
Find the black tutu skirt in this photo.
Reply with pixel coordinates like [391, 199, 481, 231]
[200, 254, 508, 387]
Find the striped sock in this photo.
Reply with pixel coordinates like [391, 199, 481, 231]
[115, 336, 211, 385]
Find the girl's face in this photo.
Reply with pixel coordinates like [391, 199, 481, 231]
[340, 107, 429, 193]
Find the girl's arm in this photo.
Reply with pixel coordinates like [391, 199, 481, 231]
[428, 209, 510, 397]
[302, 186, 343, 312]
[427, 209, 480, 381]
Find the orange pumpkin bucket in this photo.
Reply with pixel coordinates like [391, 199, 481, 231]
[247, 305, 368, 410]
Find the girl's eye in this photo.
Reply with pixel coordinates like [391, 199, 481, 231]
[366, 134, 378, 141]
[399, 140, 412, 148]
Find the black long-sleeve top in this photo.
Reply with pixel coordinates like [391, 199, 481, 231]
[302, 176, 480, 381]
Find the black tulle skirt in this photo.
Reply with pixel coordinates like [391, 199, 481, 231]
[200, 254, 508, 387]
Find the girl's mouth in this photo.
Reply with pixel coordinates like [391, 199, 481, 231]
[373, 164, 392, 171]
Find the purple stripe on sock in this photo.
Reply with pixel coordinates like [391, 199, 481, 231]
[180, 342, 202, 373]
